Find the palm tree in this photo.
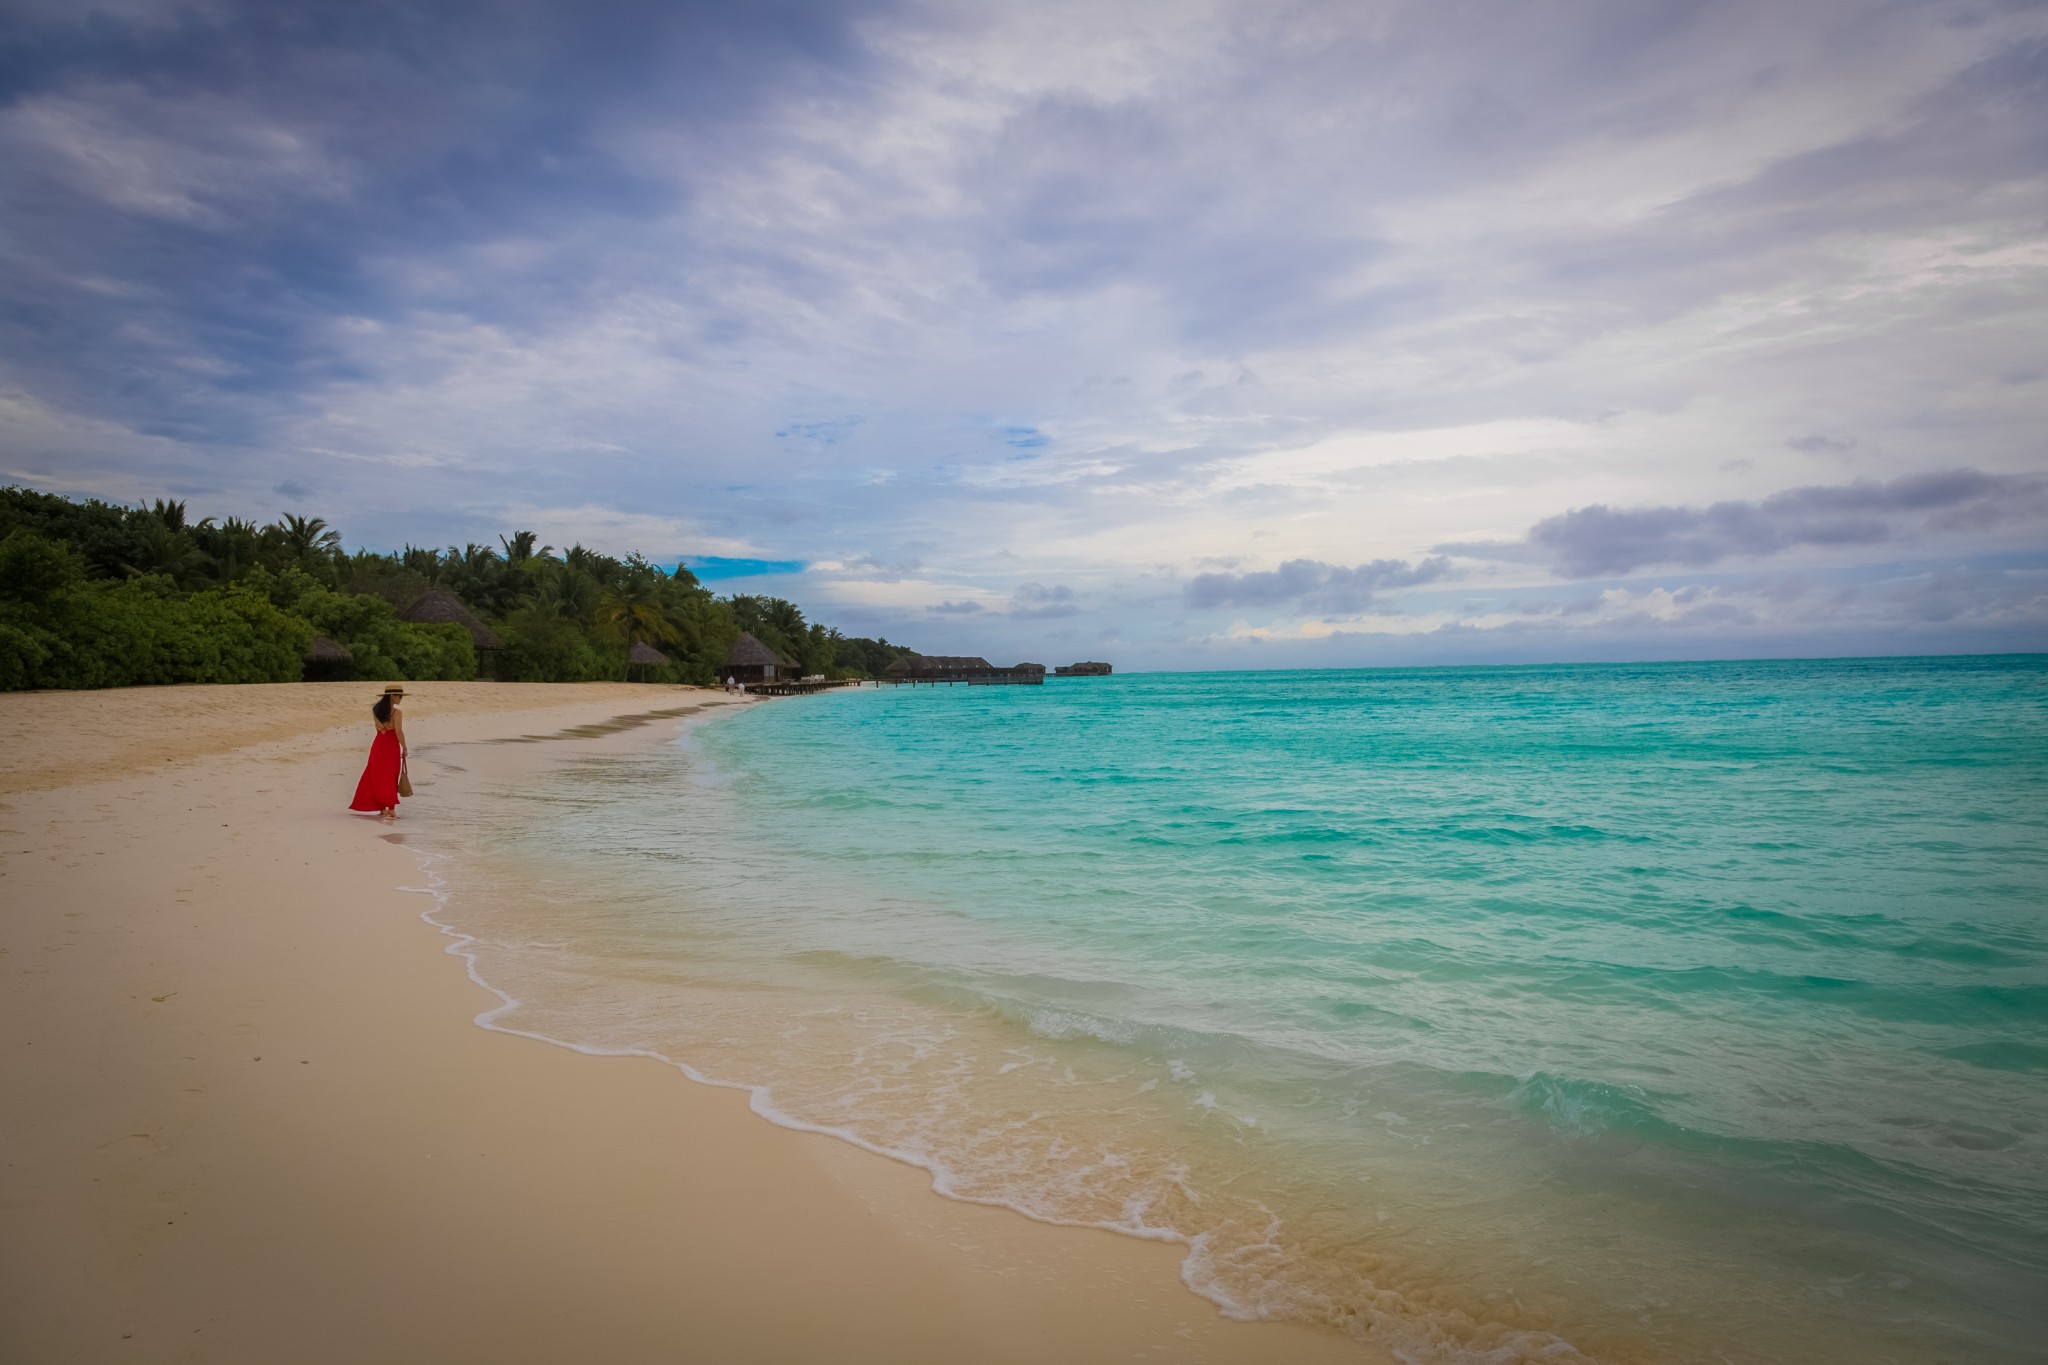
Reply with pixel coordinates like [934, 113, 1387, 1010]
[500, 530, 553, 565]
[597, 577, 682, 648]
[449, 543, 499, 579]
[194, 517, 262, 582]
[118, 515, 206, 582]
[276, 513, 342, 562]
[729, 594, 809, 653]
[564, 543, 622, 586]
[533, 568, 599, 622]
[402, 545, 447, 581]
[446, 542, 522, 614]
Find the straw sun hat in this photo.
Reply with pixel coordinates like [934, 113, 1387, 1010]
[381, 685, 406, 698]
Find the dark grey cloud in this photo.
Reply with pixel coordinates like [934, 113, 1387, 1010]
[1443, 470, 2048, 578]
[963, 90, 1396, 349]
[7, 0, 2038, 466]
[927, 599, 984, 615]
[1209, 559, 2048, 670]
[1009, 581, 1080, 619]
[1420, 24, 2048, 370]
[0, 0, 891, 442]
[948, 4, 2048, 364]
[1885, 563, 2048, 626]
[1673, 30, 2048, 242]
[1184, 556, 1452, 613]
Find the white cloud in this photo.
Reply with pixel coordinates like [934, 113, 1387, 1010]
[2, 0, 2043, 662]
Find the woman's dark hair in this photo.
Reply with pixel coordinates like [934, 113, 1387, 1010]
[372, 694, 394, 724]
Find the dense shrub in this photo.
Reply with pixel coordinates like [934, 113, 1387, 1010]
[251, 567, 474, 681]
[494, 608, 614, 681]
[0, 532, 308, 687]
[2, 489, 919, 690]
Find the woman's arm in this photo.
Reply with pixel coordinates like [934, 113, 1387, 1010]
[394, 708, 407, 756]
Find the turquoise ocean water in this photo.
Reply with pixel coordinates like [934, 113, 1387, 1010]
[427, 656, 2048, 1363]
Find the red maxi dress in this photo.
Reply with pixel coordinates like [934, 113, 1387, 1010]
[349, 726, 402, 812]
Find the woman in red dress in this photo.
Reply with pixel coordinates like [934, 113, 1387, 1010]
[349, 686, 407, 819]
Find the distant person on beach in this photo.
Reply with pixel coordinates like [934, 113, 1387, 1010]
[725, 675, 738, 692]
[348, 686, 407, 821]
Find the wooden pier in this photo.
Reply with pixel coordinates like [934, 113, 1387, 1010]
[876, 674, 1043, 686]
[743, 678, 858, 697]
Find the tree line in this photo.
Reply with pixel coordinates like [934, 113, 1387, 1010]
[0, 487, 914, 690]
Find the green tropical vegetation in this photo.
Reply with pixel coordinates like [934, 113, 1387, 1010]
[0, 487, 914, 690]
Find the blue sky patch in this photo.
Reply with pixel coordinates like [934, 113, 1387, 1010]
[678, 557, 807, 582]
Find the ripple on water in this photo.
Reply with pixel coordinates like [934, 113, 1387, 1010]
[424, 657, 2048, 1364]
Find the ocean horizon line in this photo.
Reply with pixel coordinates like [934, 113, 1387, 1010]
[1040, 649, 2048, 678]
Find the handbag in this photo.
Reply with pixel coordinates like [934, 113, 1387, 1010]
[397, 758, 413, 798]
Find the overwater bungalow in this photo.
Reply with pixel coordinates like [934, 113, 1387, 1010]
[881, 654, 1045, 685]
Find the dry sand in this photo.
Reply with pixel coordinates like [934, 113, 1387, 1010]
[0, 683, 1375, 1364]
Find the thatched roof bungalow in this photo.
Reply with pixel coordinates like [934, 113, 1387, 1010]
[400, 588, 502, 652]
[626, 640, 670, 682]
[303, 633, 352, 681]
[723, 632, 793, 683]
[885, 653, 992, 679]
[883, 654, 1043, 684]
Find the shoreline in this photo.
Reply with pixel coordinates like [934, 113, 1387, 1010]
[0, 683, 1371, 1363]
[401, 706, 1260, 1331]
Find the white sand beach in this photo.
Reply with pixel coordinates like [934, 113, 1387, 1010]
[0, 683, 1371, 1364]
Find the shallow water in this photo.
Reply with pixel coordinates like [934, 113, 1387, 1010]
[421, 657, 2048, 1363]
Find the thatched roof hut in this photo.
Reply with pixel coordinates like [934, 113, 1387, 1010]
[400, 588, 502, 651]
[723, 632, 792, 682]
[885, 653, 997, 679]
[881, 653, 1044, 685]
[626, 641, 669, 667]
[302, 632, 353, 682]
[726, 633, 788, 667]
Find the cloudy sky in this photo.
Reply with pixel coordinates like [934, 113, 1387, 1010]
[3, 0, 2044, 667]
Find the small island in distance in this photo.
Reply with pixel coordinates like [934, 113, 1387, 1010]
[869, 655, 1115, 687]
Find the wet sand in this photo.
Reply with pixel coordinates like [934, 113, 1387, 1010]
[0, 682, 1372, 1364]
